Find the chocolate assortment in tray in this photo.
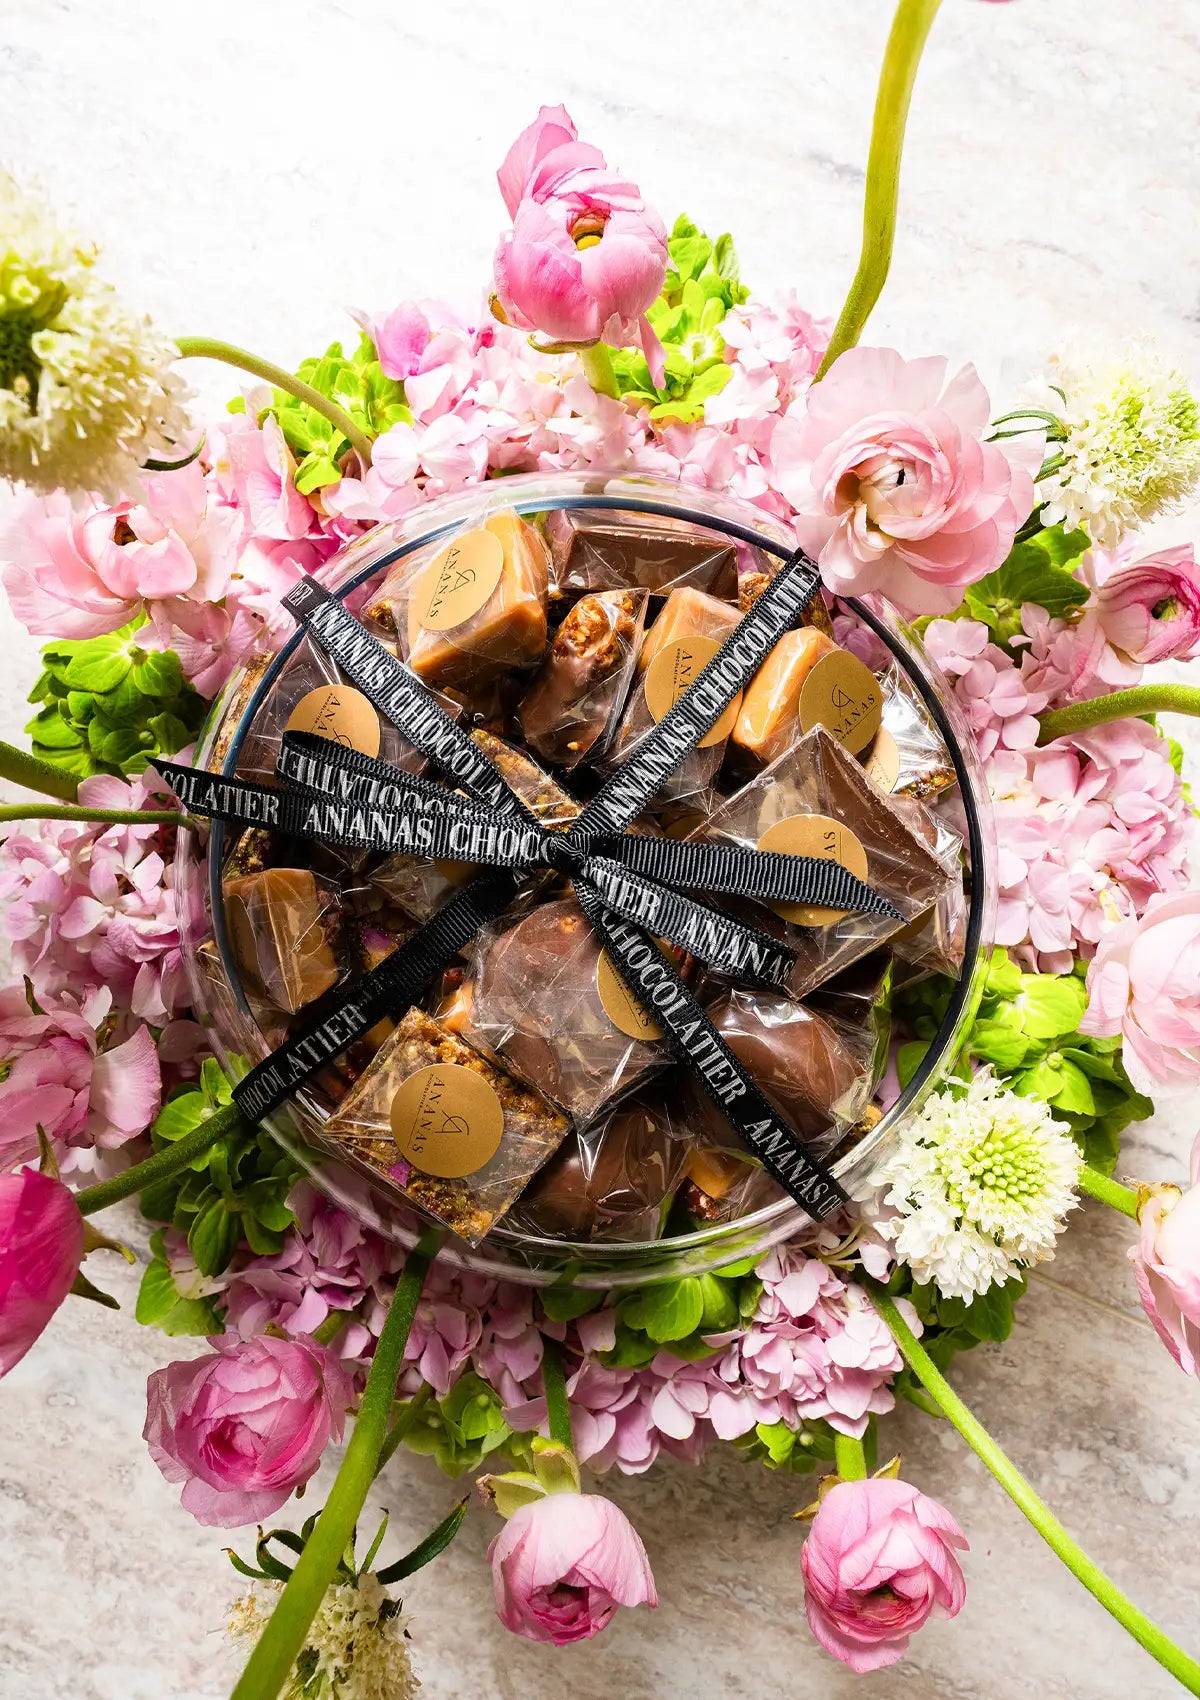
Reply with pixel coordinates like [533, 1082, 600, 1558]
[201, 502, 972, 1249]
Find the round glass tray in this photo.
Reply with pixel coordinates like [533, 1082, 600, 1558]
[175, 470, 996, 1288]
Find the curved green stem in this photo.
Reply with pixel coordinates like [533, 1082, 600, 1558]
[541, 1338, 574, 1451]
[174, 336, 374, 469]
[0, 803, 186, 828]
[1079, 1164, 1141, 1220]
[814, 0, 945, 380]
[1037, 684, 1200, 745]
[75, 1102, 242, 1218]
[834, 1431, 868, 1481]
[579, 342, 619, 400]
[867, 1280, 1200, 1693]
[0, 739, 79, 802]
[231, 1236, 439, 1700]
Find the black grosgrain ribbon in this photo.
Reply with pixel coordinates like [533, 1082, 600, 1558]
[157, 552, 881, 1218]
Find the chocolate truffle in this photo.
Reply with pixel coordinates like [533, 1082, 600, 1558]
[514, 1094, 684, 1241]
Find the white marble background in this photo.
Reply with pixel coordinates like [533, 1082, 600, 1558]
[1, 2, 1199, 1697]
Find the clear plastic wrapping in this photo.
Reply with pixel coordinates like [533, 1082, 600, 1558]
[873, 659, 959, 802]
[544, 506, 737, 599]
[223, 866, 344, 1017]
[519, 587, 648, 768]
[730, 625, 836, 766]
[511, 1092, 687, 1242]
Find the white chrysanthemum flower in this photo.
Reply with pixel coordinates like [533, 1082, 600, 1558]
[0, 172, 193, 499]
[1033, 344, 1200, 547]
[227, 1574, 420, 1700]
[858, 1073, 1083, 1301]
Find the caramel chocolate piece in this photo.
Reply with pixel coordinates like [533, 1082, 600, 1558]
[324, 1008, 568, 1245]
[545, 508, 736, 598]
[224, 867, 341, 1015]
[404, 510, 549, 687]
[731, 627, 836, 760]
[515, 1094, 684, 1242]
[519, 588, 646, 768]
[739, 567, 834, 635]
[636, 586, 740, 675]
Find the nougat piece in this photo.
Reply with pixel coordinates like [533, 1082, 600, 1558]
[393, 510, 549, 687]
[223, 867, 342, 1015]
[323, 1007, 569, 1245]
[545, 508, 737, 599]
[635, 586, 740, 675]
[731, 627, 836, 761]
[519, 588, 647, 768]
[513, 1093, 685, 1242]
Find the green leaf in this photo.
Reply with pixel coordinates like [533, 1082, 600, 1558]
[153, 1092, 207, 1144]
[135, 1245, 218, 1336]
[376, 1500, 468, 1584]
[754, 1421, 796, 1466]
[964, 524, 1090, 644]
[201, 1057, 234, 1107]
[539, 1285, 604, 1323]
[132, 647, 183, 697]
[1014, 974, 1088, 1040]
[961, 1277, 1023, 1342]
[897, 1040, 930, 1088]
[188, 1196, 243, 1277]
[600, 1323, 661, 1369]
[696, 1272, 739, 1333]
[295, 454, 344, 495]
[1047, 1057, 1097, 1115]
[967, 1019, 1030, 1071]
[63, 633, 134, 693]
[618, 1277, 705, 1343]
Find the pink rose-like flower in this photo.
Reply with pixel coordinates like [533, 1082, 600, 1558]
[801, 1478, 967, 1672]
[1091, 544, 1200, 664]
[0, 1168, 84, 1376]
[143, 1334, 354, 1526]
[492, 106, 668, 382]
[1131, 1153, 1200, 1378]
[490, 1489, 657, 1645]
[771, 347, 1041, 616]
[1079, 892, 1200, 1094]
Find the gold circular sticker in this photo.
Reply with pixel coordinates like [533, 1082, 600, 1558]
[643, 636, 742, 749]
[862, 726, 900, 793]
[596, 950, 664, 1042]
[411, 528, 505, 632]
[285, 685, 381, 758]
[757, 813, 870, 926]
[389, 1063, 504, 1179]
[798, 650, 882, 757]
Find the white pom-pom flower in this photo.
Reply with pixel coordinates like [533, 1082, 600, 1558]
[227, 1573, 420, 1700]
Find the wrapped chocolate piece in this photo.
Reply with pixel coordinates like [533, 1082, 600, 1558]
[862, 661, 958, 803]
[519, 587, 648, 768]
[323, 1007, 569, 1246]
[369, 730, 580, 923]
[887, 802, 967, 982]
[730, 626, 836, 765]
[223, 867, 343, 1015]
[452, 896, 670, 1123]
[699, 725, 954, 996]
[367, 509, 550, 687]
[605, 587, 742, 803]
[544, 507, 737, 599]
[738, 558, 834, 636]
[511, 1092, 686, 1242]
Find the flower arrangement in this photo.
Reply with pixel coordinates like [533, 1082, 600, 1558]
[3, 3, 1200, 1696]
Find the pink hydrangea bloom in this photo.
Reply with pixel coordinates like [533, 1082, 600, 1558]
[1079, 892, 1200, 1093]
[489, 1489, 657, 1645]
[801, 1478, 968, 1672]
[0, 1168, 85, 1376]
[0, 982, 161, 1171]
[770, 348, 1041, 616]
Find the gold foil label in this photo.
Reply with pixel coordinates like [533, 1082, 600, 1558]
[285, 685, 381, 758]
[411, 528, 505, 632]
[390, 1063, 504, 1178]
[596, 950, 664, 1041]
[798, 650, 882, 756]
[863, 726, 900, 792]
[643, 636, 742, 748]
[757, 813, 870, 926]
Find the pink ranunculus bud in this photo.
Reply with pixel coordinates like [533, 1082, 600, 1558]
[489, 1489, 657, 1645]
[1079, 892, 1200, 1095]
[1131, 1165, 1200, 1379]
[801, 1478, 968, 1672]
[0, 1168, 85, 1377]
[143, 1334, 354, 1527]
[1091, 544, 1200, 664]
[491, 107, 668, 384]
[770, 347, 1043, 617]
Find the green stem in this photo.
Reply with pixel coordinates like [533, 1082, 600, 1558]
[174, 336, 374, 469]
[834, 1431, 868, 1481]
[0, 739, 79, 802]
[541, 1338, 574, 1450]
[0, 804, 186, 828]
[231, 1237, 439, 1700]
[1078, 1165, 1141, 1220]
[579, 342, 619, 400]
[374, 1382, 434, 1478]
[867, 1280, 1200, 1694]
[75, 1102, 242, 1218]
[815, 0, 944, 380]
[1037, 685, 1200, 746]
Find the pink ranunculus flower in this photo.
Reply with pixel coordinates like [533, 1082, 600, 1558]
[771, 347, 1042, 616]
[0, 1168, 84, 1376]
[490, 1489, 657, 1644]
[1079, 892, 1200, 1094]
[143, 1334, 354, 1527]
[801, 1478, 968, 1672]
[1091, 544, 1200, 664]
[492, 106, 668, 383]
[1131, 1157, 1200, 1379]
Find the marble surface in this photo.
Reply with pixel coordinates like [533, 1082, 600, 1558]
[2, 2, 1200, 1696]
